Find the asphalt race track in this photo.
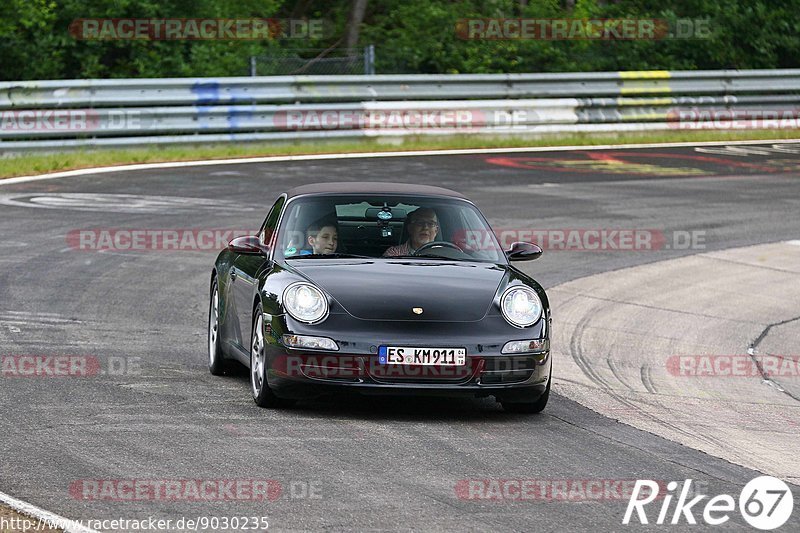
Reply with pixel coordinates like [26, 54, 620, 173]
[1, 142, 800, 532]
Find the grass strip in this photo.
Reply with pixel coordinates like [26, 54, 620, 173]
[2, 129, 799, 179]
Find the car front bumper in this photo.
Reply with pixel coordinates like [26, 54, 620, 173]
[263, 311, 551, 402]
[265, 349, 551, 402]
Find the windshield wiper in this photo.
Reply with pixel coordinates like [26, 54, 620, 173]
[290, 253, 372, 259]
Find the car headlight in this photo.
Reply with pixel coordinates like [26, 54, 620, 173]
[502, 339, 549, 354]
[283, 282, 329, 324]
[500, 286, 542, 328]
[282, 334, 338, 351]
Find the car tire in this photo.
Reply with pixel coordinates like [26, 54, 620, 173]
[250, 303, 296, 409]
[501, 377, 550, 414]
[208, 278, 233, 376]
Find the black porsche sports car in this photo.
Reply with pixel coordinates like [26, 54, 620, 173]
[208, 182, 551, 413]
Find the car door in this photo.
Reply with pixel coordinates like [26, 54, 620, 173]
[231, 195, 285, 352]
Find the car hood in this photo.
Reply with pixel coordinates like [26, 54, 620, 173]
[289, 260, 507, 321]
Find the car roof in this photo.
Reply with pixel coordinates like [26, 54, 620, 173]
[285, 182, 467, 200]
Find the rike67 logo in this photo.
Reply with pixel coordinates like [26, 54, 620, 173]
[624, 476, 795, 530]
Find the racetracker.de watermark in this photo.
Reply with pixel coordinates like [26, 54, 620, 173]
[668, 108, 800, 130]
[1, 355, 141, 377]
[66, 228, 254, 252]
[70, 479, 282, 501]
[455, 229, 706, 252]
[274, 109, 487, 131]
[0, 110, 99, 131]
[455, 479, 665, 501]
[666, 355, 800, 378]
[456, 18, 711, 40]
[1, 516, 270, 532]
[272, 353, 491, 380]
[69, 18, 327, 40]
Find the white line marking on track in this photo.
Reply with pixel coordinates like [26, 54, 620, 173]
[2, 138, 799, 186]
[0, 489, 100, 533]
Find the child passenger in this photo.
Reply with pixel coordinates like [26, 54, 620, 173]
[303, 218, 338, 255]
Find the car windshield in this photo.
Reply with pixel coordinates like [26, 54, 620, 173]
[275, 194, 505, 263]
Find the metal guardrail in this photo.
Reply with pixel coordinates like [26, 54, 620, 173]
[1, 69, 798, 153]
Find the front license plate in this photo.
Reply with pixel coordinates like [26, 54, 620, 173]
[378, 346, 466, 366]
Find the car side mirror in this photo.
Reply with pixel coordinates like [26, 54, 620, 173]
[228, 235, 270, 255]
[506, 242, 543, 262]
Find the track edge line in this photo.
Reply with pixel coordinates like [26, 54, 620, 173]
[0, 489, 100, 533]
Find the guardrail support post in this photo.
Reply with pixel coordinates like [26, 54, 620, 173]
[364, 44, 375, 75]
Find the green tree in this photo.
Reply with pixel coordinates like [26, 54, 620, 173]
[1, 0, 799, 80]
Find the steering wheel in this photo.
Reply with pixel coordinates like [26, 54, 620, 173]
[413, 240, 464, 256]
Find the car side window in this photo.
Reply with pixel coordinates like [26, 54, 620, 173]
[260, 196, 286, 246]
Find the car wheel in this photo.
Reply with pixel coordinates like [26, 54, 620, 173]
[250, 304, 295, 409]
[501, 377, 550, 414]
[208, 278, 232, 376]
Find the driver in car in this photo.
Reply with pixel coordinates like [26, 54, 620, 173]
[383, 207, 439, 257]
